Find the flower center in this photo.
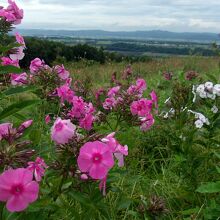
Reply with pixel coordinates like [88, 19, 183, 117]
[55, 122, 63, 131]
[92, 153, 102, 164]
[11, 184, 24, 195]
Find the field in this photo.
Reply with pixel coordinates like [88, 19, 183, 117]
[1, 1, 220, 219]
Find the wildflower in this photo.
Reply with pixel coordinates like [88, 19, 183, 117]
[163, 72, 173, 80]
[103, 97, 117, 110]
[10, 73, 27, 85]
[136, 79, 147, 93]
[30, 58, 44, 74]
[0, 123, 12, 140]
[15, 33, 26, 47]
[27, 157, 48, 182]
[101, 132, 128, 167]
[45, 115, 51, 124]
[56, 84, 75, 104]
[130, 99, 153, 117]
[77, 141, 114, 180]
[1, 57, 19, 67]
[213, 84, 220, 96]
[211, 105, 218, 114]
[185, 71, 198, 81]
[140, 114, 155, 131]
[69, 96, 85, 118]
[0, 0, 23, 25]
[79, 114, 94, 131]
[204, 82, 214, 92]
[0, 168, 39, 212]
[195, 120, 203, 129]
[54, 64, 70, 80]
[9, 47, 25, 61]
[51, 118, 76, 144]
[107, 86, 120, 97]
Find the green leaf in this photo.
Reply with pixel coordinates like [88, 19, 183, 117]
[196, 181, 220, 193]
[3, 86, 37, 96]
[0, 65, 23, 74]
[0, 99, 40, 120]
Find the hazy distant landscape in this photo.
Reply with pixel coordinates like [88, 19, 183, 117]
[14, 29, 220, 57]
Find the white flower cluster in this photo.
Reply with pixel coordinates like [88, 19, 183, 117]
[188, 110, 210, 129]
[193, 82, 220, 102]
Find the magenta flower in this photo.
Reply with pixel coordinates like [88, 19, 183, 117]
[136, 79, 147, 93]
[45, 115, 51, 124]
[103, 97, 116, 110]
[9, 47, 25, 61]
[0, 0, 23, 25]
[30, 58, 44, 74]
[54, 64, 70, 80]
[77, 141, 114, 180]
[130, 99, 153, 117]
[15, 32, 26, 47]
[0, 168, 39, 212]
[51, 118, 76, 144]
[1, 57, 19, 67]
[79, 114, 94, 131]
[68, 96, 85, 118]
[107, 86, 120, 97]
[56, 84, 75, 104]
[150, 90, 158, 111]
[102, 132, 128, 167]
[27, 157, 48, 182]
[10, 73, 27, 86]
[140, 114, 155, 131]
[0, 123, 12, 140]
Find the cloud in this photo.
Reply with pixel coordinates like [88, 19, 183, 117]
[3, 0, 220, 32]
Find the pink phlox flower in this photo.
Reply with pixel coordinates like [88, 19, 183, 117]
[45, 115, 51, 124]
[17, 119, 33, 134]
[101, 132, 128, 167]
[0, 168, 39, 212]
[114, 144, 128, 167]
[103, 97, 117, 110]
[136, 79, 147, 93]
[0, 0, 23, 25]
[30, 58, 44, 74]
[0, 123, 13, 141]
[68, 96, 85, 118]
[79, 113, 94, 131]
[51, 117, 76, 144]
[10, 72, 27, 85]
[56, 84, 75, 104]
[27, 157, 48, 182]
[1, 57, 19, 67]
[107, 86, 120, 97]
[9, 47, 25, 61]
[150, 90, 158, 113]
[77, 141, 114, 180]
[54, 64, 70, 80]
[6, 0, 23, 24]
[130, 99, 153, 117]
[15, 32, 25, 47]
[140, 113, 155, 131]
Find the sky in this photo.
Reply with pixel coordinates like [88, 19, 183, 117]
[1, 0, 220, 32]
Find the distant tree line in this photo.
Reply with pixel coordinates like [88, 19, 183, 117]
[105, 42, 217, 56]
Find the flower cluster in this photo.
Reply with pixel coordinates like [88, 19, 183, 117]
[0, 0, 23, 25]
[0, 120, 47, 212]
[78, 133, 128, 195]
[188, 110, 210, 129]
[193, 82, 220, 101]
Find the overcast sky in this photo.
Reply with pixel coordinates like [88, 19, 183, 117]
[1, 0, 220, 32]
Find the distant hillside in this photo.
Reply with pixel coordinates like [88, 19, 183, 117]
[14, 29, 220, 43]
